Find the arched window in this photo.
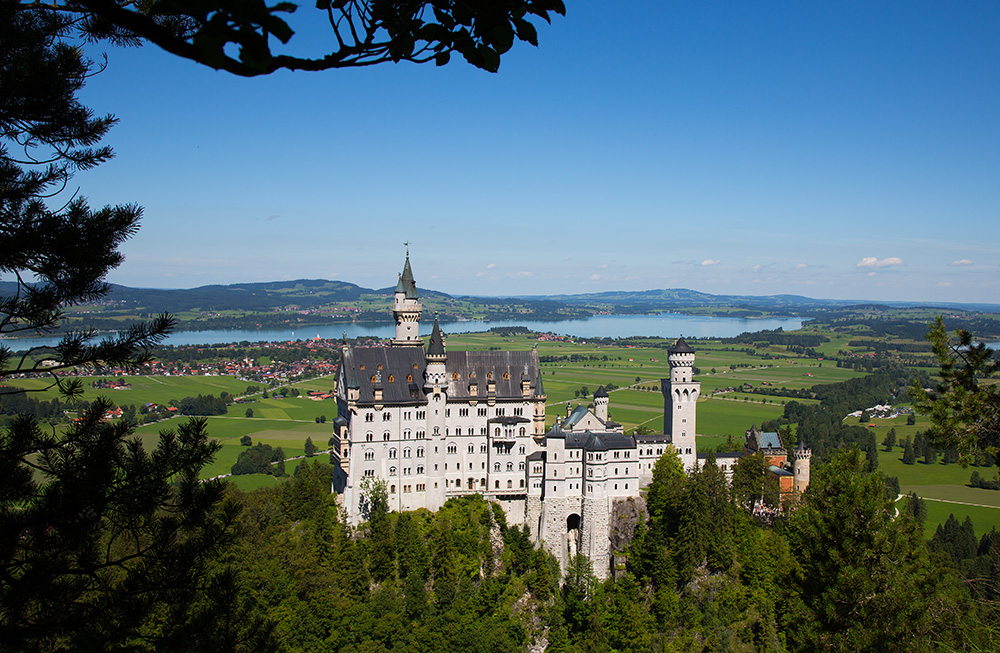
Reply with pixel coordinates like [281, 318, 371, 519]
[519, 462, 525, 471]
[506, 462, 513, 471]
[389, 448, 397, 459]
[455, 427, 462, 436]
[403, 448, 411, 458]
[453, 372, 459, 380]
[495, 428, 500, 436]
[503, 372, 509, 380]
[468, 445, 475, 453]
[495, 480, 500, 489]
[366, 432, 373, 442]
[519, 445, 525, 454]
[388, 375, 394, 383]
[390, 484, 396, 493]
[383, 432, 390, 441]
[417, 448, 424, 457]
[364, 451, 374, 461]
[389, 466, 396, 475]
[507, 480, 512, 488]
[519, 428, 526, 437]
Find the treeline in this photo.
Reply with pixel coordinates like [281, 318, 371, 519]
[848, 339, 933, 353]
[178, 393, 231, 416]
[724, 328, 829, 348]
[825, 316, 1000, 340]
[153, 343, 334, 363]
[212, 451, 996, 652]
[0, 387, 69, 423]
[232, 443, 287, 477]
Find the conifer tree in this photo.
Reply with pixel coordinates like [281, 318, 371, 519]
[903, 436, 916, 465]
[882, 427, 897, 451]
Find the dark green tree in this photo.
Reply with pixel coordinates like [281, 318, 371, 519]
[785, 449, 958, 652]
[304, 436, 317, 457]
[882, 427, 897, 451]
[1, 3, 173, 395]
[0, 406, 269, 649]
[913, 317, 1000, 470]
[240, 434, 252, 446]
[902, 436, 916, 465]
[245, 407, 254, 418]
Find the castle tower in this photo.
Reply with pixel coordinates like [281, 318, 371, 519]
[594, 385, 609, 423]
[661, 337, 699, 470]
[792, 439, 812, 495]
[424, 315, 448, 507]
[532, 350, 547, 437]
[393, 253, 422, 346]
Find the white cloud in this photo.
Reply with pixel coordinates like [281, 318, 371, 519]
[856, 256, 904, 269]
[590, 274, 602, 281]
[937, 282, 954, 287]
[701, 259, 721, 267]
[752, 264, 763, 272]
[486, 263, 496, 269]
[512, 271, 533, 278]
[476, 272, 486, 277]
[950, 259, 973, 267]
[598, 264, 608, 269]
[795, 263, 808, 269]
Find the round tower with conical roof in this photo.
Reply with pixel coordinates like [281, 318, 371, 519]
[393, 252, 422, 346]
[661, 337, 699, 470]
[594, 385, 609, 424]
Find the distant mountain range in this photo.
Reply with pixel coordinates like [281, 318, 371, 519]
[3, 279, 998, 318]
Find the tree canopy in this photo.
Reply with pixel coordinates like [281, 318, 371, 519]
[16, 0, 565, 76]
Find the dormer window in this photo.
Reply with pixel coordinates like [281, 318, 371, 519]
[370, 375, 376, 383]
[407, 374, 413, 382]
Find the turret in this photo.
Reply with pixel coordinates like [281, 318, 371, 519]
[793, 439, 812, 495]
[661, 337, 699, 471]
[594, 385, 609, 423]
[393, 253, 422, 346]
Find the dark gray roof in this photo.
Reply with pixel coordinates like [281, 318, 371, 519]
[399, 255, 418, 299]
[445, 350, 540, 399]
[426, 315, 446, 357]
[670, 337, 694, 354]
[489, 416, 531, 425]
[527, 451, 545, 461]
[701, 450, 746, 460]
[343, 346, 541, 404]
[594, 385, 608, 398]
[342, 347, 428, 404]
[635, 433, 672, 443]
[556, 429, 636, 452]
[535, 367, 546, 396]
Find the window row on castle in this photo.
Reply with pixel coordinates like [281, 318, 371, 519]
[445, 477, 526, 490]
[363, 425, 528, 440]
[387, 466, 425, 476]
[389, 483, 426, 494]
[361, 406, 525, 421]
[447, 443, 527, 455]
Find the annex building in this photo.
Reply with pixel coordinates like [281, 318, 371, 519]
[332, 256, 809, 578]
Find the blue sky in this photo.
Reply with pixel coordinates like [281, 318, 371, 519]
[74, 1, 999, 303]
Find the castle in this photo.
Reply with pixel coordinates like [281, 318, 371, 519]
[332, 255, 810, 578]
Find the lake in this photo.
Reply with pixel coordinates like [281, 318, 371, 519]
[3, 313, 806, 350]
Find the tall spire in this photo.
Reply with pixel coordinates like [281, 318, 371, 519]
[426, 313, 446, 358]
[400, 253, 418, 300]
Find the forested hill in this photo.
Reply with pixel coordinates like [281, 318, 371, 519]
[104, 280, 374, 312]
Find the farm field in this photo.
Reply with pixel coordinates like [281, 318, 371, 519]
[6, 374, 254, 405]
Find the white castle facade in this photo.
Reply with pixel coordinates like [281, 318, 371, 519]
[331, 256, 808, 578]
